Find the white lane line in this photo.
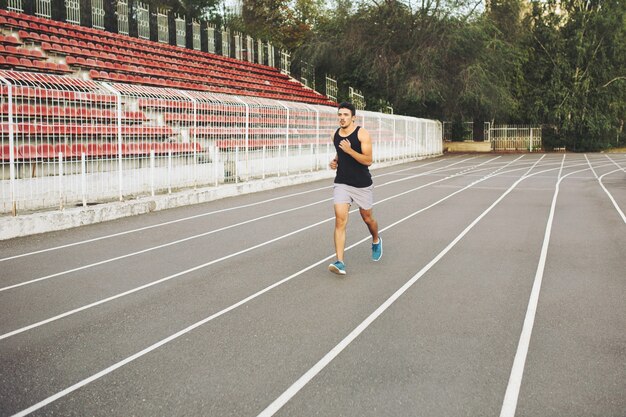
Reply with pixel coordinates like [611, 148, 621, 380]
[0, 157, 508, 339]
[8, 157, 535, 416]
[6, 158, 608, 344]
[586, 154, 626, 224]
[604, 154, 626, 172]
[499, 156, 603, 417]
[599, 170, 626, 224]
[499, 154, 564, 417]
[256, 156, 547, 417]
[0, 198, 330, 293]
[0, 157, 457, 263]
[0, 157, 487, 293]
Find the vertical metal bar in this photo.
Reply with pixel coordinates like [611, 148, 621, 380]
[6, 82, 16, 215]
[150, 149, 155, 197]
[214, 146, 219, 187]
[277, 102, 290, 175]
[58, 152, 64, 210]
[233, 96, 249, 181]
[235, 146, 239, 184]
[0, 76, 17, 215]
[100, 83, 123, 201]
[179, 90, 198, 189]
[81, 152, 86, 207]
[167, 150, 172, 194]
[262, 145, 266, 179]
[313, 107, 320, 170]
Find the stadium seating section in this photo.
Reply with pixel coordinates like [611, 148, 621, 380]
[0, 9, 331, 104]
[0, 9, 337, 162]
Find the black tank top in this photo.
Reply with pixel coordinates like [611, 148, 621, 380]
[333, 126, 372, 188]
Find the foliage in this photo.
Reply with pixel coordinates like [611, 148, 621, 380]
[521, 0, 625, 151]
[109, 0, 625, 150]
[289, 0, 625, 151]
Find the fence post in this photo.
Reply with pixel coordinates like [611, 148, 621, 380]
[58, 152, 64, 210]
[100, 82, 124, 201]
[0, 76, 17, 215]
[233, 96, 250, 181]
[305, 104, 320, 170]
[150, 150, 155, 196]
[179, 90, 198, 188]
[81, 152, 87, 207]
[278, 101, 290, 175]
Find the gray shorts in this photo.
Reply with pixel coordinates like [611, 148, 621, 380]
[333, 183, 374, 210]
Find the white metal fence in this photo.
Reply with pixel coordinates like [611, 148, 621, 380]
[490, 125, 542, 151]
[443, 122, 542, 151]
[0, 70, 443, 215]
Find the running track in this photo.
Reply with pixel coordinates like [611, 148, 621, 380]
[0, 154, 624, 417]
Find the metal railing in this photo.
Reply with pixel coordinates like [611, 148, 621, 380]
[491, 125, 542, 151]
[0, 70, 443, 215]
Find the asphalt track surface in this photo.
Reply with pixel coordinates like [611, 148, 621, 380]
[0, 154, 625, 417]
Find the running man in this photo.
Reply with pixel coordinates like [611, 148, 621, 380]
[328, 102, 382, 275]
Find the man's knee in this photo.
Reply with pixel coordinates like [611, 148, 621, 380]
[360, 208, 374, 222]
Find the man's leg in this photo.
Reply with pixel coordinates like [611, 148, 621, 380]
[359, 207, 379, 243]
[334, 203, 350, 262]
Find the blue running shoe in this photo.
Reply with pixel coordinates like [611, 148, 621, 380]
[328, 261, 346, 275]
[372, 237, 383, 261]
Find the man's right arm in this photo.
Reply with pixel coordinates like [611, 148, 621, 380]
[329, 133, 338, 170]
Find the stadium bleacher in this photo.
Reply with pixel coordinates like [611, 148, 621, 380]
[0, 8, 337, 164]
[0, 9, 332, 105]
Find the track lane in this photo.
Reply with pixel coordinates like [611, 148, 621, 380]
[1, 155, 623, 417]
[514, 156, 626, 417]
[0, 156, 514, 337]
[2, 155, 528, 412]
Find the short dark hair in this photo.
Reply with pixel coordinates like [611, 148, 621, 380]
[338, 101, 356, 117]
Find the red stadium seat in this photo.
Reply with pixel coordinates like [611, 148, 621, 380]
[32, 59, 47, 70]
[37, 143, 55, 158]
[18, 57, 33, 68]
[124, 142, 141, 155]
[86, 142, 104, 157]
[1, 144, 16, 161]
[101, 142, 120, 157]
[18, 144, 38, 159]
[54, 143, 72, 158]
[71, 143, 87, 157]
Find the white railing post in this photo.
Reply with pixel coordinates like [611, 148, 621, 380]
[58, 152, 64, 210]
[233, 96, 250, 181]
[235, 146, 239, 184]
[101, 83, 123, 201]
[150, 149, 155, 197]
[304, 103, 320, 171]
[278, 101, 290, 175]
[179, 90, 198, 188]
[167, 150, 172, 194]
[214, 146, 219, 187]
[262, 145, 266, 179]
[81, 152, 87, 207]
[0, 76, 17, 215]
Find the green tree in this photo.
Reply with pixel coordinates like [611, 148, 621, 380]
[522, 0, 626, 151]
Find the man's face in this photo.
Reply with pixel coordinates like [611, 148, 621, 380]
[338, 108, 355, 128]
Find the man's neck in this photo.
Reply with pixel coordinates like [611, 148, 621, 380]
[339, 123, 357, 136]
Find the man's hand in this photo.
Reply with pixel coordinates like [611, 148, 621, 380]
[338, 139, 352, 155]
